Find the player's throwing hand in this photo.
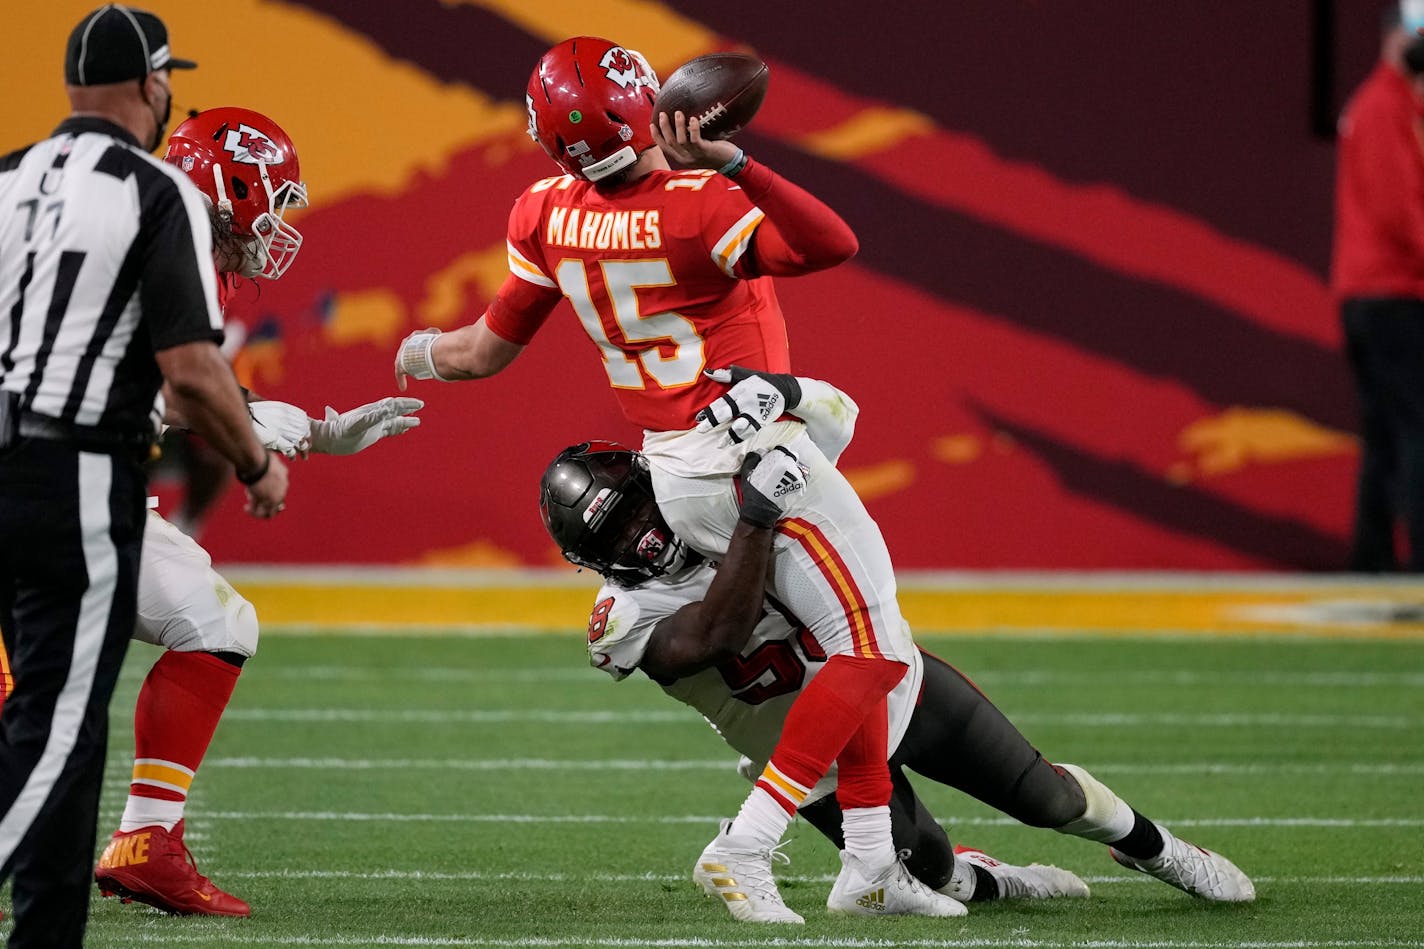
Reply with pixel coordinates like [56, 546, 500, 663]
[652, 111, 741, 170]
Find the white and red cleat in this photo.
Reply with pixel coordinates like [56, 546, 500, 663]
[1109, 823, 1256, 902]
[952, 845, 1090, 900]
[94, 820, 250, 917]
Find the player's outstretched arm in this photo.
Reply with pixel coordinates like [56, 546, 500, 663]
[696, 366, 860, 463]
[640, 449, 809, 678]
[394, 317, 524, 390]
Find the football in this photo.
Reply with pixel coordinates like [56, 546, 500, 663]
[654, 52, 770, 140]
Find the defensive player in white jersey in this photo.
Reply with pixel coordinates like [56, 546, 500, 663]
[86, 107, 421, 917]
[537, 370, 1257, 918]
[396, 37, 953, 920]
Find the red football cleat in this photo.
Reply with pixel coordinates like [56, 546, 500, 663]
[94, 820, 250, 917]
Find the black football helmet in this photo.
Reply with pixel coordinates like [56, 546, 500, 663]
[539, 441, 692, 586]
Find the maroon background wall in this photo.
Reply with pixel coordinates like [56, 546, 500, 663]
[6, 0, 1396, 570]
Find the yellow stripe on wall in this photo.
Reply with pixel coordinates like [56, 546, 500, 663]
[462, 0, 720, 74]
[1, 1, 526, 205]
[225, 571, 1424, 640]
[798, 107, 936, 161]
[239, 580, 599, 630]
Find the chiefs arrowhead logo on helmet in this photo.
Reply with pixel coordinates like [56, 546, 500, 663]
[600, 46, 639, 89]
[223, 125, 283, 165]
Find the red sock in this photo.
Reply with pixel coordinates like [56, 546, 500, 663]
[758, 655, 905, 811]
[121, 651, 241, 829]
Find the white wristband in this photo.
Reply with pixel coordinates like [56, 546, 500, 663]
[398, 332, 449, 382]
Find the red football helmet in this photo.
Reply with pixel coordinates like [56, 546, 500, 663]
[526, 37, 660, 183]
[164, 107, 308, 280]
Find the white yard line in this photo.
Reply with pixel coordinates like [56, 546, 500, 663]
[72, 932, 1424, 948]
[215, 708, 1418, 728]
[218, 868, 1424, 886]
[169, 757, 1424, 776]
[116, 665, 1424, 687]
[960, 669, 1424, 688]
[197, 810, 1424, 828]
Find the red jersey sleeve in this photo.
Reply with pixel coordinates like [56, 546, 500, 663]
[484, 179, 569, 346]
[484, 274, 561, 346]
[728, 159, 858, 278]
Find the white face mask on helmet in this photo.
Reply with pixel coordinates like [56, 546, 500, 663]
[164, 107, 308, 280]
[213, 162, 306, 280]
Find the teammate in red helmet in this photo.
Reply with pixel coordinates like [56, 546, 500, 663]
[85, 107, 420, 918]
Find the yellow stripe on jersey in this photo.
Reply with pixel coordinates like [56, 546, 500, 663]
[777, 519, 881, 660]
[131, 760, 196, 795]
[711, 207, 766, 277]
[507, 241, 557, 288]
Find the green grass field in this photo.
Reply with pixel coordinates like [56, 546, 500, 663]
[9, 629, 1424, 948]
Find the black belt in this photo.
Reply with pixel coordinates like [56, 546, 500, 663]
[17, 411, 153, 452]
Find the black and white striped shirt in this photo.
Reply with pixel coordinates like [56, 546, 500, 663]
[0, 116, 222, 439]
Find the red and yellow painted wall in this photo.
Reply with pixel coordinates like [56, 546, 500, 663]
[1, 1, 1376, 570]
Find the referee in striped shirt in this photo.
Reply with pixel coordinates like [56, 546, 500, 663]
[0, 7, 289, 945]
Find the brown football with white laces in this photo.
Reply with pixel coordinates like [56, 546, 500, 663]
[654, 52, 769, 140]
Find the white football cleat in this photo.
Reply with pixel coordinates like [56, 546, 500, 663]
[1110, 823, 1255, 902]
[692, 821, 804, 924]
[827, 851, 968, 917]
[953, 846, 1091, 900]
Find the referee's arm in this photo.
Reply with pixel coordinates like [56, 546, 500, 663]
[142, 163, 288, 515]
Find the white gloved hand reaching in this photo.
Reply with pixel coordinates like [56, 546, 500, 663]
[248, 400, 312, 458]
[307, 397, 424, 455]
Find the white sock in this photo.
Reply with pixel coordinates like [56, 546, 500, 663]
[940, 854, 978, 900]
[1053, 763, 1135, 843]
[841, 805, 896, 868]
[119, 795, 184, 833]
[728, 787, 794, 849]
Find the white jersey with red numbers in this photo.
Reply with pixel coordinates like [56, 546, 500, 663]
[586, 566, 924, 806]
[492, 170, 791, 433]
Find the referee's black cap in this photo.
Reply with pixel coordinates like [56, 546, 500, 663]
[64, 5, 197, 86]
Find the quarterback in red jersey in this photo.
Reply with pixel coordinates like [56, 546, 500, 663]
[394, 41, 855, 432]
[393, 37, 953, 921]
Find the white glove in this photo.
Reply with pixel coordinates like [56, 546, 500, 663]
[695, 366, 803, 445]
[395, 329, 446, 390]
[307, 397, 424, 455]
[248, 400, 312, 458]
[738, 446, 809, 528]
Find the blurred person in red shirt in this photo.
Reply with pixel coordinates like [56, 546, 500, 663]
[1332, 1, 1424, 570]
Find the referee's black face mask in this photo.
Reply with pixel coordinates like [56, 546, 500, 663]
[139, 71, 172, 153]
